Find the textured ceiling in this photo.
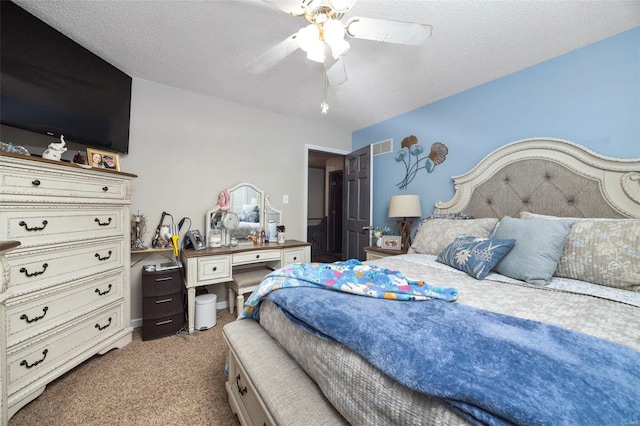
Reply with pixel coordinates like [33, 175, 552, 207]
[12, 0, 640, 133]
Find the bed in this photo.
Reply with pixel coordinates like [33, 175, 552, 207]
[222, 137, 640, 426]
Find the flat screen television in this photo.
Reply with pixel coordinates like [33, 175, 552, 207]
[1, 1, 132, 154]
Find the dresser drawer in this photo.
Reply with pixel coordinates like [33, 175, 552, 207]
[233, 250, 280, 266]
[142, 269, 182, 297]
[1, 206, 124, 248]
[6, 304, 122, 396]
[5, 271, 124, 347]
[6, 240, 123, 291]
[197, 256, 231, 283]
[0, 165, 127, 202]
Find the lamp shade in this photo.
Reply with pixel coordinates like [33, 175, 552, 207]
[389, 195, 422, 218]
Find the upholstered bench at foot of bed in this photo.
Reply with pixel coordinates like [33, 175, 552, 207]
[223, 320, 348, 426]
[228, 267, 272, 317]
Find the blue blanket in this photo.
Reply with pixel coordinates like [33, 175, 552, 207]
[241, 262, 640, 425]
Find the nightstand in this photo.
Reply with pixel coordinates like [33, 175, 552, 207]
[364, 246, 406, 261]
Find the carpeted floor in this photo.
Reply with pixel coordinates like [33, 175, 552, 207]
[9, 309, 240, 426]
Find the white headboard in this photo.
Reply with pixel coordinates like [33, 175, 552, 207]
[435, 138, 640, 219]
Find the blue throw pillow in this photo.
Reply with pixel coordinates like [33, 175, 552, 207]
[437, 236, 516, 280]
[492, 216, 573, 285]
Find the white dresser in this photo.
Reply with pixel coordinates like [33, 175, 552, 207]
[0, 152, 136, 421]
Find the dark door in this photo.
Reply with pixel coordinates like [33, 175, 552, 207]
[328, 170, 343, 254]
[342, 145, 372, 260]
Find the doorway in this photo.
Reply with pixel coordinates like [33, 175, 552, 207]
[306, 148, 346, 263]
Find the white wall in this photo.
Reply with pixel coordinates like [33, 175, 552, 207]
[121, 78, 351, 324]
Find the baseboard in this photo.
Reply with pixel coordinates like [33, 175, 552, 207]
[130, 300, 230, 329]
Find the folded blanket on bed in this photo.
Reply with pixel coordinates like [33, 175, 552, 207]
[247, 285, 640, 425]
[238, 260, 458, 320]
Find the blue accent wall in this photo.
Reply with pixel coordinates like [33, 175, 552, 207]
[353, 27, 640, 230]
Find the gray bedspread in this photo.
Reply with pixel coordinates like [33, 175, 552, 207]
[258, 255, 640, 425]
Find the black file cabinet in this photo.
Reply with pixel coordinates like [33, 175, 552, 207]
[142, 267, 184, 341]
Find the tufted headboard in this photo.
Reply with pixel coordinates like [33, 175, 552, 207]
[435, 138, 640, 219]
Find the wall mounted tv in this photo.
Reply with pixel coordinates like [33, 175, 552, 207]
[1, 1, 132, 154]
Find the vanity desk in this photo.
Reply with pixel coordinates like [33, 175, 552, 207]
[180, 240, 310, 332]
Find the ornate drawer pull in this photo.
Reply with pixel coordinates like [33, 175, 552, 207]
[20, 263, 48, 277]
[293, 256, 298, 261]
[255, 255, 260, 259]
[102, 186, 109, 192]
[235, 374, 247, 396]
[19, 220, 48, 231]
[95, 317, 112, 331]
[32, 179, 41, 186]
[94, 217, 112, 226]
[20, 349, 48, 369]
[95, 251, 112, 261]
[95, 284, 112, 296]
[212, 266, 217, 272]
[20, 306, 49, 323]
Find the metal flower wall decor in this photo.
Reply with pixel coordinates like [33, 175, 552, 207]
[395, 135, 448, 190]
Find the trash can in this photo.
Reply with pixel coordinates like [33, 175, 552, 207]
[195, 293, 217, 330]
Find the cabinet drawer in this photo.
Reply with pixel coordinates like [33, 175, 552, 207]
[6, 240, 123, 291]
[233, 250, 280, 266]
[197, 256, 231, 283]
[1, 206, 123, 248]
[5, 271, 124, 347]
[283, 247, 309, 265]
[142, 292, 183, 319]
[141, 269, 182, 296]
[7, 304, 122, 396]
[142, 311, 184, 341]
[227, 350, 273, 426]
[0, 165, 127, 202]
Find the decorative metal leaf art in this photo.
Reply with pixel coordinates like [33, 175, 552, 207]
[395, 135, 448, 190]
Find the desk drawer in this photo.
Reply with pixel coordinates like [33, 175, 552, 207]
[233, 250, 280, 266]
[1, 206, 123, 248]
[5, 271, 123, 347]
[7, 240, 123, 291]
[283, 247, 309, 265]
[197, 256, 231, 283]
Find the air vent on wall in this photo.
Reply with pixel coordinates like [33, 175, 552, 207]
[372, 138, 393, 156]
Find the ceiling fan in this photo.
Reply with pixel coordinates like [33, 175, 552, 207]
[246, 0, 432, 111]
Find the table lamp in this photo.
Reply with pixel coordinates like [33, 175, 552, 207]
[388, 194, 422, 251]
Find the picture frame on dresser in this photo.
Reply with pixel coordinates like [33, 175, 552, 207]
[86, 148, 120, 171]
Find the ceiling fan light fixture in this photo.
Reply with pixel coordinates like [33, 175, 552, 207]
[323, 18, 350, 59]
[297, 24, 325, 63]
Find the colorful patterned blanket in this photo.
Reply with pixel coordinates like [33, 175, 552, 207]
[238, 259, 459, 319]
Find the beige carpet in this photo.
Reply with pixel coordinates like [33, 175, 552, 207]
[9, 309, 240, 426]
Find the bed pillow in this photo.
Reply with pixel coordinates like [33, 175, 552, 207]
[519, 212, 639, 291]
[409, 218, 499, 255]
[437, 235, 516, 280]
[239, 204, 260, 222]
[492, 216, 573, 285]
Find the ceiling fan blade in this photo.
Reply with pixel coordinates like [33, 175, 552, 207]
[345, 17, 432, 45]
[260, 0, 305, 17]
[328, 0, 359, 14]
[325, 57, 347, 86]
[245, 34, 300, 74]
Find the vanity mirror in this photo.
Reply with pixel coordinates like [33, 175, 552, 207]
[206, 183, 282, 246]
